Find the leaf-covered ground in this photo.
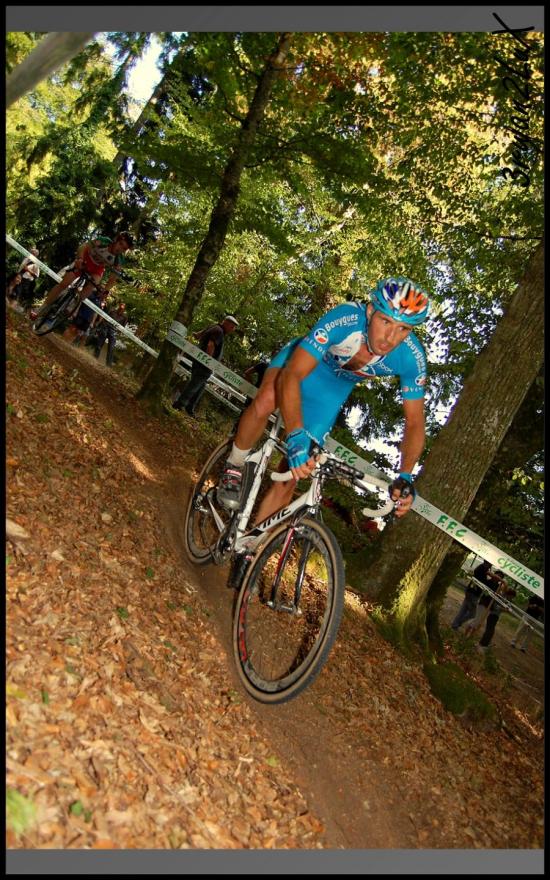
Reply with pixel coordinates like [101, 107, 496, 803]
[6, 308, 544, 850]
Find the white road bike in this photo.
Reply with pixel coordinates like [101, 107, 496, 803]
[184, 413, 395, 704]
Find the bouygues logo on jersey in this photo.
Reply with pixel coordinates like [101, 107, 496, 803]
[314, 328, 329, 345]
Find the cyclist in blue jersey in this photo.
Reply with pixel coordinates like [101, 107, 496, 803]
[217, 278, 430, 522]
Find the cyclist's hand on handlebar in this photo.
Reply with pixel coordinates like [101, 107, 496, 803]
[389, 473, 415, 518]
[290, 454, 317, 481]
[285, 428, 317, 481]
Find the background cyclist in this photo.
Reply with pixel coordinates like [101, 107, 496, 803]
[35, 231, 133, 316]
[216, 277, 430, 524]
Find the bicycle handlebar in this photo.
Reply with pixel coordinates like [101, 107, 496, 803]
[76, 265, 137, 289]
[270, 453, 396, 519]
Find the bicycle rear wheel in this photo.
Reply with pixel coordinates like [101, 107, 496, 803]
[32, 288, 80, 336]
[233, 517, 345, 704]
[184, 440, 233, 564]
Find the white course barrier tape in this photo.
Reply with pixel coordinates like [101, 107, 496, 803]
[7, 235, 543, 597]
[6, 234, 158, 355]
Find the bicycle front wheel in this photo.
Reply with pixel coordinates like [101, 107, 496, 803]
[32, 289, 80, 336]
[184, 440, 232, 565]
[233, 517, 345, 704]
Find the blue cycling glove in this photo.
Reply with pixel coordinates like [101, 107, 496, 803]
[285, 428, 312, 470]
[389, 472, 416, 500]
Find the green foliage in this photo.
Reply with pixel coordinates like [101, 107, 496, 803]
[5, 31, 543, 570]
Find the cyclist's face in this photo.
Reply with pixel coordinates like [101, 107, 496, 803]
[366, 305, 412, 355]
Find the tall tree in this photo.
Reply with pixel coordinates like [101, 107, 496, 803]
[137, 32, 293, 411]
[360, 242, 544, 647]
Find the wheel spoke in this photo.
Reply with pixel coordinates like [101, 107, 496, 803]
[233, 519, 345, 702]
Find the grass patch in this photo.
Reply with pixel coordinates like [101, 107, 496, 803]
[423, 660, 497, 722]
[6, 789, 37, 837]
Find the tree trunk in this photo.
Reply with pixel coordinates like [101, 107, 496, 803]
[6, 33, 95, 107]
[361, 241, 544, 649]
[425, 364, 543, 652]
[136, 33, 293, 412]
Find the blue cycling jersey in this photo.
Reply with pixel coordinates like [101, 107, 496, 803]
[270, 301, 427, 444]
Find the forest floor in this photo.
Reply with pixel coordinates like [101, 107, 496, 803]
[6, 305, 544, 853]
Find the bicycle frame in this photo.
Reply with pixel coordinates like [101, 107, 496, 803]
[203, 411, 394, 566]
[207, 414, 312, 556]
[235, 461, 322, 555]
[217, 414, 347, 556]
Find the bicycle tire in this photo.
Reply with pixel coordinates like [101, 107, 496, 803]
[184, 439, 233, 565]
[232, 517, 345, 704]
[32, 288, 80, 336]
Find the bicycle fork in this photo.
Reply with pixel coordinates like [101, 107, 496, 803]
[267, 525, 311, 616]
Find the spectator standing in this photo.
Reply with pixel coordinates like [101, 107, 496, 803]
[511, 595, 544, 653]
[463, 569, 506, 637]
[93, 302, 128, 367]
[6, 271, 23, 302]
[452, 561, 497, 631]
[173, 315, 239, 416]
[17, 247, 40, 311]
[477, 580, 517, 650]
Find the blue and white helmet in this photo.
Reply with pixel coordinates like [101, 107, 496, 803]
[370, 277, 430, 326]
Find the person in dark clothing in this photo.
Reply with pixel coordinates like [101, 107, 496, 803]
[93, 302, 128, 367]
[451, 561, 499, 630]
[173, 315, 239, 416]
[511, 595, 544, 652]
[65, 289, 106, 345]
[244, 359, 270, 388]
[464, 568, 507, 638]
[478, 580, 516, 649]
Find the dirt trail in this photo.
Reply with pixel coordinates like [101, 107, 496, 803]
[43, 334, 414, 849]
[6, 311, 544, 851]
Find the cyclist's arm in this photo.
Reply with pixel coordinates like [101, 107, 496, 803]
[276, 345, 318, 435]
[399, 396, 425, 475]
[103, 275, 118, 292]
[74, 242, 89, 271]
[103, 265, 138, 288]
[392, 396, 425, 517]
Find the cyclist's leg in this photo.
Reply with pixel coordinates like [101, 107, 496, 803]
[79, 279, 102, 301]
[252, 457, 297, 525]
[217, 369, 279, 510]
[232, 366, 280, 454]
[251, 364, 343, 522]
[40, 270, 80, 311]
